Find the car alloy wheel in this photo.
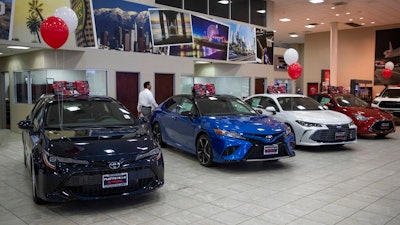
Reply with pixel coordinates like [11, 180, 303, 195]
[196, 134, 214, 167]
[152, 123, 166, 147]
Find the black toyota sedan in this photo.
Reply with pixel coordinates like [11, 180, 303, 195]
[18, 94, 164, 204]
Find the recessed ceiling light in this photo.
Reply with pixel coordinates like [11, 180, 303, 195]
[218, 0, 230, 4]
[305, 24, 315, 28]
[289, 33, 299, 37]
[280, 18, 291, 22]
[0, 52, 3, 55]
[309, 0, 324, 3]
[7, 46, 31, 50]
[256, 9, 266, 14]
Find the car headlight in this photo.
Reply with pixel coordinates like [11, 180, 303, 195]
[371, 100, 379, 105]
[135, 148, 162, 161]
[42, 150, 89, 170]
[353, 113, 368, 121]
[295, 120, 323, 127]
[214, 129, 245, 139]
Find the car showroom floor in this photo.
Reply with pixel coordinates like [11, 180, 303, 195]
[1, 128, 400, 225]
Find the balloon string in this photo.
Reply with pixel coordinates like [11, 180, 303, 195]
[55, 50, 58, 69]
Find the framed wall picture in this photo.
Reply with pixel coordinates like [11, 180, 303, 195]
[307, 82, 319, 96]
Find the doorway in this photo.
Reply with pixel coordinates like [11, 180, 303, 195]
[0, 72, 10, 129]
[155, 73, 174, 104]
[116, 72, 139, 116]
[255, 78, 266, 94]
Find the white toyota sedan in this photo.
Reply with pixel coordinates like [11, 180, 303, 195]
[244, 94, 357, 146]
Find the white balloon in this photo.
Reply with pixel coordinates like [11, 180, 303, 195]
[283, 48, 299, 65]
[385, 61, 394, 70]
[54, 6, 78, 33]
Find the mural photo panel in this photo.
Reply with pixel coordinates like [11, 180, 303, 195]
[92, 0, 152, 52]
[149, 8, 193, 47]
[224, 21, 256, 62]
[191, 15, 230, 61]
[0, 0, 12, 40]
[374, 28, 400, 85]
[256, 28, 274, 65]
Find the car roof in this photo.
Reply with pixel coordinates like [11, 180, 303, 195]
[40, 94, 114, 102]
[248, 93, 306, 98]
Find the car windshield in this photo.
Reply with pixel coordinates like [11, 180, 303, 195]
[278, 96, 322, 111]
[382, 89, 400, 98]
[335, 95, 368, 107]
[196, 96, 257, 116]
[45, 99, 136, 128]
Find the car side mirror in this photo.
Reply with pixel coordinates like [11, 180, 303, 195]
[265, 106, 277, 115]
[18, 120, 33, 130]
[325, 103, 334, 109]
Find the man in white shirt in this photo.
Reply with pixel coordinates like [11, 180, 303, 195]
[137, 81, 158, 122]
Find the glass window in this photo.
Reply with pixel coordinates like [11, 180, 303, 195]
[184, 0, 207, 14]
[231, 0, 249, 23]
[155, 0, 182, 8]
[14, 70, 107, 104]
[209, 0, 229, 19]
[251, 0, 266, 26]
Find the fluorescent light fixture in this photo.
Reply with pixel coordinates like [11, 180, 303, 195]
[309, 0, 324, 3]
[279, 18, 291, 22]
[305, 24, 315, 28]
[289, 33, 299, 37]
[7, 46, 31, 50]
[218, 0, 230, 4]
[256, 9, 266, 14]
[195, 61, 211, 64]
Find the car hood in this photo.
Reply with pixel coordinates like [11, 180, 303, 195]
[206, 115, 287, 134]
[338, 106, 393, 120]
[278, 110, 352, 124]
[44, 126, 156, 159]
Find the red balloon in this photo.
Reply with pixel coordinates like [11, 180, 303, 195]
[40, 16, 69, 49]
[288, 63, 303, 80]
[382, 68, 392, 79]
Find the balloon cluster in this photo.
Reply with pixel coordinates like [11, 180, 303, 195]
[284, 48, 302, 80]
[40, 7, 78, 49]
[382, 61, 394, 79]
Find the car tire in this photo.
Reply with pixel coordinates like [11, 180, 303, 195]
[152, 122, 166, 147]
[31, 161, 45, 204]
[196, 134, 214, 167]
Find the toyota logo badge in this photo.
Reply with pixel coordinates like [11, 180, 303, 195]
[108, 161, 121, 170]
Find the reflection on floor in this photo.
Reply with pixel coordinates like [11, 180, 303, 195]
[0, 128, 400, 225]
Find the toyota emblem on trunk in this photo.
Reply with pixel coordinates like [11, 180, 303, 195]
[109, 161, 121, 170]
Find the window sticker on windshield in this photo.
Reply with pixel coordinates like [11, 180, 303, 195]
[123, 115, 131, 119]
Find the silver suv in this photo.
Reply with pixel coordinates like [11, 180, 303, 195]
[371, 87, 400, 119]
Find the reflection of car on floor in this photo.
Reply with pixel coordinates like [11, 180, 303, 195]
[18, 94, 164, 204]
[310, 93, 396, 137]
[151, 94, 295, 167]
[244, 94, 357, 146]
[371, 86, 400, 120]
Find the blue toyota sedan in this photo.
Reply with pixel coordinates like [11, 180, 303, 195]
[151, 94, 295, 167]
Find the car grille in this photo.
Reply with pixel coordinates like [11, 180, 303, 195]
[63, 167, 160, 197]
[244, 136, 290, 160]
[378, 101, 400, 109]
[370, 120, 395, 132]
[310, 124, 356, 142]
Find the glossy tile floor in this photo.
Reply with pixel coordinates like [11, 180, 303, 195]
[1, 128, 400, 225]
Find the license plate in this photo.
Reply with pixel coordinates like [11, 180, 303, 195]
[102, 172, 128, 188]
[264, 144, 278, 155]
[335, 131, 346, 140]
[381, 123, 390, 129]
